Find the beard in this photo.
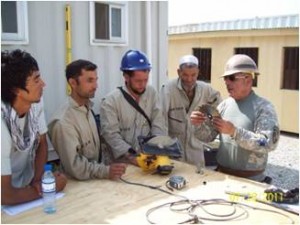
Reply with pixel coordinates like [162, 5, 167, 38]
[131, 87, 146, 96]
[77, 89, 96, 100]
[127, 82, 146, 96]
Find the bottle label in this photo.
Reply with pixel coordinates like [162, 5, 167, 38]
[42, 182, 56, 193]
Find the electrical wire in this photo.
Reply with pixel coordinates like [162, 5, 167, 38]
[145, 199, 248, 224]
[120, 177, 295, 224]
[146, 198, 295, 224]
[119, 177, 188, 200]
[188, 199, 248, 222]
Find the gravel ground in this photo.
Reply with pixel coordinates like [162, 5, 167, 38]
[264, 133, 299, 190]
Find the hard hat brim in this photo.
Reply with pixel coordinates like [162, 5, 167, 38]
[221, 70, 260, 77]
[120, 65, 152, 71]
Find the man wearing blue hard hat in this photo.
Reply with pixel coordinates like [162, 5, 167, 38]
[100, 50, 166, 165]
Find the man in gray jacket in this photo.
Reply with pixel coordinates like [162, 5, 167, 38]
[100, 50, 166, 165]
[48, 60, 127, 180]
[160, 55, 221, 170]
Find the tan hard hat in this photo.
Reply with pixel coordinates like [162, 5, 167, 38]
[222, 54, 260, 77]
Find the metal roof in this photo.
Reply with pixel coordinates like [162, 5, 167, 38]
[169, 14, 299, 35]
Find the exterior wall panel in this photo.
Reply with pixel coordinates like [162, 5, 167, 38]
[2, 1, 168, 120]
[168, 28, 299, 133]
[1, 1, 168, 160]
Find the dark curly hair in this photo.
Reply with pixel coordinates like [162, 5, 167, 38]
[1, 49, 39, 105]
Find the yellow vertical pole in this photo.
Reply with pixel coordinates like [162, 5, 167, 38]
[65, 4, 72, 95]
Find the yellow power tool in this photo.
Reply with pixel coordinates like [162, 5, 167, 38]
[136, 136, 182, 175]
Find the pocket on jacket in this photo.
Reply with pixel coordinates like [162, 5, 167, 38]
[168, 115, 184, 135]
[80, 140, 96, 159]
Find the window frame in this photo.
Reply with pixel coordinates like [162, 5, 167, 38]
[281, 47, 299, 91]
[89, 1, 128, 46]
[193, 48, 212, 83]
[1, 1, 29, 45]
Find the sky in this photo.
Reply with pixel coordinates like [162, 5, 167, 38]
[168, 0, 299, 26]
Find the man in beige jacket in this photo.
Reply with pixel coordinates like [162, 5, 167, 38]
[100, 50, 166, 165]
[48, 60, 127, 180]
[160, 55, 221, 170]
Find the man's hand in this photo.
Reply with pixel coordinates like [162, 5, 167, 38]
[31, 181, 42, 196]
[124, 153, 139, 166]
[212, 117, 236, 136]
[53, 171, 68, 192]
[190, 111, 207, 125]
[108, 163, 127, 180]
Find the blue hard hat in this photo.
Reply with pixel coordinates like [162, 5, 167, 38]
[120, 50, 151, 71]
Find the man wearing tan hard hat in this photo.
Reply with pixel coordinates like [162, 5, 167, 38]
[190, 54, 280, 183]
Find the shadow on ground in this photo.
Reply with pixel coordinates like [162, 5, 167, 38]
[265, 163, 299, 190]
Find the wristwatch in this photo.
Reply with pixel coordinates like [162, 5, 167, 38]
[124, 147, 137, 159]
[128, 147, 136, 155]
[230, 127, 237, 139]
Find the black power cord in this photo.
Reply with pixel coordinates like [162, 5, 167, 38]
[119, 177, 189, 201]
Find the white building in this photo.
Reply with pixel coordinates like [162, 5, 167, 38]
[1, 1, 168, 160]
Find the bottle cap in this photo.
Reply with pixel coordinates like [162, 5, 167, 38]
[44, 164, 52, 171]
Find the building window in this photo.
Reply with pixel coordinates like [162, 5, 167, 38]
[193, 48, 212, 82]
[1, 1, 28, 44]
[282, 47, 299, 90]
[89, 1, 128, 45]
[234, 48, 259, 87]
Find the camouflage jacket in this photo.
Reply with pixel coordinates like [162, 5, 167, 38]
[195, 91, 280, 171]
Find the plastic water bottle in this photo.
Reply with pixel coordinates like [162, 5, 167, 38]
[42, 164, 56, 214]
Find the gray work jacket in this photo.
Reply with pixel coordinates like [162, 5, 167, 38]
[100, 85, 166, 159]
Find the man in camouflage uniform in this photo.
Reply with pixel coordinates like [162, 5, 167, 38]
[190, 54, 280, 182]
[160, 55, 221, 169]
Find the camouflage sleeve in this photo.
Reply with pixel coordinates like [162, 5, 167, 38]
[194, 99, 221, 143]
[194, 120, 219, 143]
[207, 86, 222, 108]
[233, 101, 280, 153]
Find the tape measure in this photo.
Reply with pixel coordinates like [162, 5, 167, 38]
[166, 175, 186, 191]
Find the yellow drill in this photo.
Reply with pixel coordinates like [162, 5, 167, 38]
[136, 136, 182, 175]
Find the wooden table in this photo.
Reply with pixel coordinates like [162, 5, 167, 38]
[2, 161, 299, 224]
